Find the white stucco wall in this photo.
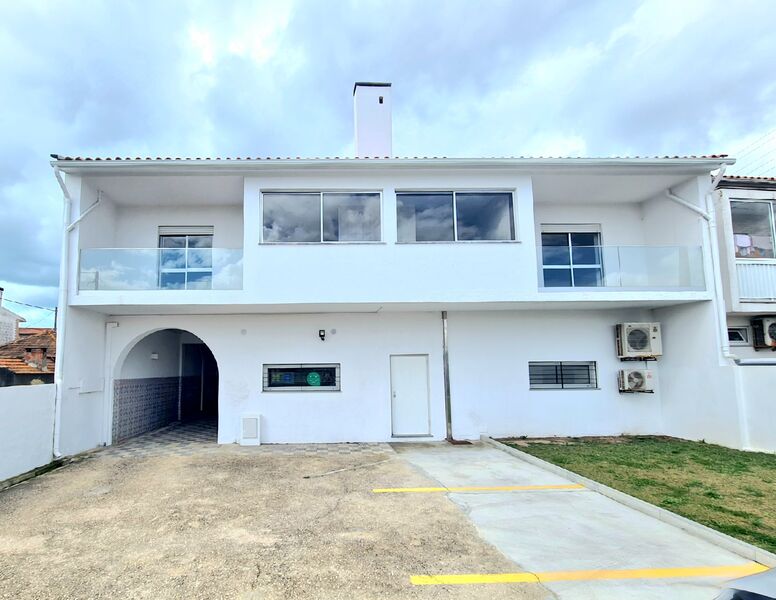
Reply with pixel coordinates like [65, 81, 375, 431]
[114, 205, 243, 249]
[106, 311, 447, 444]
[120, 329, 181, 379]
[0, 384, 55, 481]
[533, 202, 646, 247]
[654, 301, 742, 448]
[447, 309, 663, 439]
[58, 307, 108, 456]
[738, 366, 776, 452]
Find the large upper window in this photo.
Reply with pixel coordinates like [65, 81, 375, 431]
[158, 228, 213, 290]
[396, 191, 515, 242]
[541, 231, 602, 287]
[262, 192, 381, 243]
[731, 201, 775, 259]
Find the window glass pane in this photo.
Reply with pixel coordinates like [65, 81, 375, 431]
[570, 233, 601, 265]
[187, 248, 213, 269]
[573, 268, 603, 287]
[456, 193, 515, 240]
[397, 193, 454, 242]
[322, 193, 381, 242]
[543, 268, 572, 287]
[160, 236, 185, 248]
[529, 361, 596, 389]
[570, 232, 599, 247]
[560, 363, 596, 387]
[528, 363, 561, 389]
[541, 233, 570, 265]
[160, 248, 185, 269]
[160, 272, 185, 290]
[186, 271, 212, 290]
[731, 201, 774, 259]
[263, 193, 321, 242]
[188, 235, 212, 249]
[264, 365, 340, 390]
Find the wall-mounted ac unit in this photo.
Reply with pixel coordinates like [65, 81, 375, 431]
[239, 414, 261, 446]
[751, 317, 776, 349]
[618, 369, 655, 393]
[616, 323, 662, 359]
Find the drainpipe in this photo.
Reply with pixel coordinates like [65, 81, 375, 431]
[441, 311, 453, 441]
[50, 171, 102, 458]
[52, 167, 71, 459]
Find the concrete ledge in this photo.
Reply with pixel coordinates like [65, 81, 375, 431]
[482, 435, 776, 568]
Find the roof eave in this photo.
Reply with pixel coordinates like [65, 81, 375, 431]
[49, 156, 736, 175]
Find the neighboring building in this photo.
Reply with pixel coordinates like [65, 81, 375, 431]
[0, 329, 56, 387]
[0, 287, 25, 345]
[50, 82, 768, 456]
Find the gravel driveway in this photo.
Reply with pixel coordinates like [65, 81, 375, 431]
[0, 427, 548, 600]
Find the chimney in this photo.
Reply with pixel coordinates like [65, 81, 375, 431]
[353, 82, 392, 158]
[25, 347, 48, 371]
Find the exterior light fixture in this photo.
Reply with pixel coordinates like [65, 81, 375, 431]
[318, 329, 326, 341]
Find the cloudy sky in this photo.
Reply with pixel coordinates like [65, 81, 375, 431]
[1, 0, 775, 327]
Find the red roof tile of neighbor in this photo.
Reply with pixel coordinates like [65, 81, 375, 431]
[50, 154, 730, 162]
[0, 330, 56, 375]
[18, 328, 54, 336]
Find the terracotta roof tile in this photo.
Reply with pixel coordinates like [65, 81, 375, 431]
[0, 357, 55, 375]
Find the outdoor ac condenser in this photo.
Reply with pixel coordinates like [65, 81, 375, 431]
[751, 317, 776, 349]
[616, 323, 662, 359]
[618, 369, 655, 393]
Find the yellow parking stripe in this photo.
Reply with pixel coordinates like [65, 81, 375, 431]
[411, 563, 769, 585]
[372, 483, 585, 493]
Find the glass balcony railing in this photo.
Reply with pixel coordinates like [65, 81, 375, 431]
[78, 248, 243, 291]
[539, 245, 705, 290]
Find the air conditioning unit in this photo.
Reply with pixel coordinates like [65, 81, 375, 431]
[239, 414, 261, 446]
[616, 323, 662, 359]
[751, 317, 776, 349]
[618, 369, 655, 393]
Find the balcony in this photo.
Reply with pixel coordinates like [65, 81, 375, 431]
[736, 261, 776, 301]
[539, 245, 705, 291]
[78, 248, 243, 291]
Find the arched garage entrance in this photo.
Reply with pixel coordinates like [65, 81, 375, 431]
[112, 328, 218, 444]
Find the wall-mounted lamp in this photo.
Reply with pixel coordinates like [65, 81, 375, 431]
[318, 329, 326, 341]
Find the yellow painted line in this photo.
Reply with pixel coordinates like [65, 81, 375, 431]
[411, 563, 769, 586]
[372, 483, 585, 494]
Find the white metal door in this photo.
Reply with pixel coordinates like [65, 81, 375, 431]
[390, 354, 430, 437]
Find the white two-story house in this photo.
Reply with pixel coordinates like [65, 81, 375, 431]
[51, 82, 763, 456]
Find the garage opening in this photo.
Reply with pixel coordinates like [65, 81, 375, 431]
[112, 329, 218, 444]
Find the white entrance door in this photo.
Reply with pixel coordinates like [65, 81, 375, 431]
[390, 354, 431, 437]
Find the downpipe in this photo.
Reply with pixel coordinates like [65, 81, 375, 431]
[52, 167, 71, 459]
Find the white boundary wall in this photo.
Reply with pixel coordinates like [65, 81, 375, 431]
[0, 384, 55, 481]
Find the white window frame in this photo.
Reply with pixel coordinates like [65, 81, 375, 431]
[727, 326, 751, 346]
[259, 191, 384, 244]
[540, 225, 603, 288]
[528, 361, 599, 390]
[395, 189, 518, 243]
[730, 199, 776, 263]
[158, 227, 214, 290]
[262, 363, 341, 392]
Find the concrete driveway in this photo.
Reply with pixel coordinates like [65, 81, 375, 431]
[0, 424, 547, 600]
[394, 442, 765, 599]
[0, 426, 764, 599]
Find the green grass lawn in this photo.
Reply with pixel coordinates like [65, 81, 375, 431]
[504, 436, 776, 553]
